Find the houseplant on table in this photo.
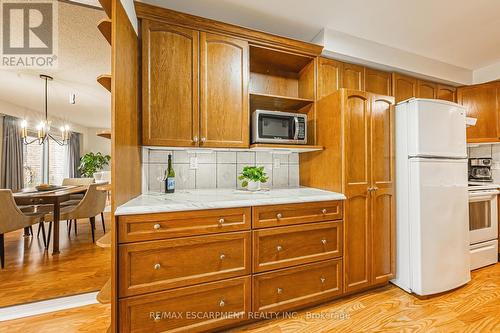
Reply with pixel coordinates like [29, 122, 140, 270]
[78, 152, 111, 179]
[238, 166, 268, 191]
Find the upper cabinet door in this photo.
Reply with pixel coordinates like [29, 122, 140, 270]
[457, 83, 499, 143]
[365, 68, 392, 96]
[392, 73, 417, 103]
[370, 95, 395, 285]
[437, 84, 457, 102]
[417, 80, 437, 99]
[343, 63, 365, 90]
[142, 20, 199, 146]
[318, 57, 342, 99]
[200, 32, 249, 148]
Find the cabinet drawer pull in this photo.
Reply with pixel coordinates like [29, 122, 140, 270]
[276, 213, 283, 219]
[218, 218, 225, 225]
[321, 238, 327, 245]
[277, 287, 283, 294]
[219, 253, 226, 260]
[320, 277, 326, 284]
[219, 299, 225, 307]
[276, 245, 283, 252]
[201, 137, 207, 143]
[153, 223, 161, 230]
[153, 263, 161, 270]
[193, 136, 198, 143]
[321, 209, 327, 214]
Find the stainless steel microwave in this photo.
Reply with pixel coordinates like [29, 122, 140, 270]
[251, 110, 307, 144]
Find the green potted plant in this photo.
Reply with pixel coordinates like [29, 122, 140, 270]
[78, 152, 111, 179]
[238, 166, 268, 191]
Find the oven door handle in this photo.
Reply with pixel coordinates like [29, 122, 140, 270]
[469, 190, 499, 201]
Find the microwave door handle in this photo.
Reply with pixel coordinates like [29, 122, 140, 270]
[293, 117, 299, 140]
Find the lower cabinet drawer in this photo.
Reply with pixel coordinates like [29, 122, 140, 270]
[253, 221, 342, 272]
[119, 276, 251, 333]
[119, 231, 251, 297]
[253, 259, 343, 313]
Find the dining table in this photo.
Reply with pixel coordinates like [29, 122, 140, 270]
[13, 185, 88, 255]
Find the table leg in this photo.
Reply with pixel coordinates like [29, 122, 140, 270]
[23, 227, 31, 237]
[52, 201, 60, 255]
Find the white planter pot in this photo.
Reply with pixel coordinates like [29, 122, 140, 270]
[247, 180, 261, 191]
[93, 172, 103, 181]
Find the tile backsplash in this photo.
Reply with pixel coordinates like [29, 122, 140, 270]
[468, 144, 500, 182]
[142, 148, 300, 192]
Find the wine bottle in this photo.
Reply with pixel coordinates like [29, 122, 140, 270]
[165, 154, 175, 193]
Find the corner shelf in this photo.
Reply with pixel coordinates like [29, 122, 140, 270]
[249, 92, 313, 111]
[97, 74, 111, 92]
[97, 19, 112, 45]
[250, 144, 323, 153]
[97, 130, 111, 139]
[98, 0, 112, 19]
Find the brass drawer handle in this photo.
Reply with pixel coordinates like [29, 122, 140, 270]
[320, 277, 326, 283]
[219, 253, 226, 260]
[321, 209, 327, 214]
[277, 287, 283, 294]
[154, 263, 161, 270]
[219, 299, 225, 307]
[276, 245, 283, 252]
[153, 223, 161, 230]
[276, 213, 283, 219]
[321, 238, 327, 245]
[218, 218, 225, 225]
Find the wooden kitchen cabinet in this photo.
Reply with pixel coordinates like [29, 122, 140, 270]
[141, 20, 199, 146]
[417, 80, 437, 99]
[142, 21, 249, 147]
[343, 63, 365, 90]
[457, 82, 500, 143]
[200, 32, 249, 148]
[365, 68, 392, 96]
[437, 84, 457, 102]
[318, 57, 342, 99]
[392, 73, 417, 103]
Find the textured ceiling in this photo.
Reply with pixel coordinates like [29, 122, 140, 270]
[0, 2, 110, 128]
[140, 0, 500, 70]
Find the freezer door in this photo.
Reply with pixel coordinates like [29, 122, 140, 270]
[408, 158, 470, 295]
[407, 99, 467, 158]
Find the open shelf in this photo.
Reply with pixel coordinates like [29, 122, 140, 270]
[250, 144, 323, 153]
[97, 130, 111, 139]
[250, 93, 313, 111]
[98, 0, 112, 18]
[250, 46, 313, 74]
[97, 19, 112, 45]
[97, 74, 111, 92]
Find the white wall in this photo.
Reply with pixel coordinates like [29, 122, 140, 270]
[473, 61, 500, 84]
[314, 28, 473, 86]
[0, 99, 110, 157]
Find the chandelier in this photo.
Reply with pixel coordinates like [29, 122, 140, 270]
[20, 74, 70, 146]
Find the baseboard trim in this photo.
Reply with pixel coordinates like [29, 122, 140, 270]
[0, 292, 99, 321]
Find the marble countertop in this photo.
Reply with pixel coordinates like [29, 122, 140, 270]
[115, 187, 346, 216]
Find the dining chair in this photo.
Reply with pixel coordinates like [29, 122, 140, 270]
[61, 177, 95, 233]
[44, 183, 108, 244]
[0, 190, 47, 269]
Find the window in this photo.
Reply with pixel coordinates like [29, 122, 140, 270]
[23, 133, 68, 186]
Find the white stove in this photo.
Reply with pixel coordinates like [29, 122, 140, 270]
[467, 182, 499, 270]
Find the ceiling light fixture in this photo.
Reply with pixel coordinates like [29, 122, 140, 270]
[20, 74, 70, 146]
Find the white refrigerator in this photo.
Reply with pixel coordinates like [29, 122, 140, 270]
[392, 98, 471, 296]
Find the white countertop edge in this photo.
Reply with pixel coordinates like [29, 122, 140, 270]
[114, 189, 346, 216]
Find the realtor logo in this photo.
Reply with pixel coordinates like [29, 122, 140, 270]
[1, 0, 58, 68]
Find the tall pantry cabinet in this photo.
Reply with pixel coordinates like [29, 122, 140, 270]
[300, 89, 395, 293]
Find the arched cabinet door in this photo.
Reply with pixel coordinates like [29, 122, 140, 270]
[142, 20, 199, 146]
[370, 95, 395, 285]
[343, 91, 372, 293]
[318, 57, 342, 99]
[393, 73, 417, 103]
[199, 32, 249, 148]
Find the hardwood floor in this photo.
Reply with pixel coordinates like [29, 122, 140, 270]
[1, 264, 498, 332]
[0, 304, 110, 332]
[234, 264, 500, 333]
[0, 214, 110, 307]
